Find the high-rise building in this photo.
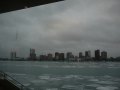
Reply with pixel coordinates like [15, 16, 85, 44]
[101, 51, 107, 60]
[47, 53, 53, 61]
[79, 52, 83, 58]
[75, 56, 79, 61]
[29, 48, 36, 60]
[67, 52, 72, 59]
[11, 51, 16, 60]
[40, 55, 47, 60]
[85, 51, 91, 58]
[66, 52, 74, 61]
[59, 53, 65, 60]
[55, 52, 59, 60]
[95, 50, 100, 60]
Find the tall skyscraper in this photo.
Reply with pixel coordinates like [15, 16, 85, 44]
[79, 52, 83, 58]
[47, 53, 53, 61]
[101, 51, 107, 60]
[66, 52, 74, 61]
[29, 48, 36, 60]
[67, 52, 72, 59]
[95, 50, 100, 60]
[85, 51, 91, 58]
[55, 52, 59, 60]
[11, 51, 16, 60]
[59, 53, 65, 60]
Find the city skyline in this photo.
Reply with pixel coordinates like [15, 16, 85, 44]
[0, 0, 120, 58]
[10, 48, 108, 60]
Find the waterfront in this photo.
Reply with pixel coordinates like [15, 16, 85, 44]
[0, 61, 120, 90]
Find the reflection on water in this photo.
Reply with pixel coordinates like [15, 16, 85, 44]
[0, 61, 120, 90]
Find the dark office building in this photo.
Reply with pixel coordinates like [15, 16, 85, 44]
[55, 52, 59, 60]
[47, 53, 53, 61]
[95, 50, 100, 60]
[29, 48, 36, 60]
[67, 52, 72, 59]
[40, 55, 47, 61]
[101, 51, 107, 60]
[59, 53, 65, 60]
[85, 51, 91, 58]
[66, 52, 74, 61]
[79, 52, 83, 58]
[10, 51, 16, 60]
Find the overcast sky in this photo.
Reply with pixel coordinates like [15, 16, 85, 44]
[0, 0, 120, 58]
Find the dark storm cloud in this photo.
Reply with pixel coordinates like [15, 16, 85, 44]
[0, 0, 120, 57]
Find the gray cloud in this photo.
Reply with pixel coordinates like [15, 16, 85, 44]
[0, 0, 120, 58]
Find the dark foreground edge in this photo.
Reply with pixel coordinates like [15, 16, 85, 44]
[0, 71, 29, 90]
[0, 0, 64, 14]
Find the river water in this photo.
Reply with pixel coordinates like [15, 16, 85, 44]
[0, 61, 120, 90]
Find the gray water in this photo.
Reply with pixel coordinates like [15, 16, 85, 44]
[0, 61, 120, 90]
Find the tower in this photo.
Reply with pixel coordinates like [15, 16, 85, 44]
[101, 51, 107, 60]
[29, 48, 36, 60]
[95, 50, 100, 60]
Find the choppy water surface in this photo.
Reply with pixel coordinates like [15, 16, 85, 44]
[0, 61, 120, 90]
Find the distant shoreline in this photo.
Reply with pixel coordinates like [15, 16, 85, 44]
[0, 59, 120, 62]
